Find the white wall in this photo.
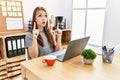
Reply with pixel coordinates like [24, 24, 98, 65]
[103, 0, 120, 47]
[22, 0, 120, 49]
[22, 0, 72, 31]
[63, 0, 73, 28]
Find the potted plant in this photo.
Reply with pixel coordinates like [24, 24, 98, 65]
[81, 49, 97, 65]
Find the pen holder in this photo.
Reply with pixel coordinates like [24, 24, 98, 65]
[102, 51, 114, 63]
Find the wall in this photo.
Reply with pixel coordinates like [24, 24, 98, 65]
[63, 0, 73, 28]
[22, 0, 120, 48]
[22, 0, 72, 31]
[103, 0, 120, 47]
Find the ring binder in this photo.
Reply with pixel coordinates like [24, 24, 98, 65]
[17, 36, 22, 56]
[21, 35, 25, 55]
[5, 37, 13, 58]
[11, 37, 18, 57]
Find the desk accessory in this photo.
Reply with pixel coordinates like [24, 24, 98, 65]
[81, 49, 97, 65]
[102, 46, 115, 63]
[42, 55, 56, 66]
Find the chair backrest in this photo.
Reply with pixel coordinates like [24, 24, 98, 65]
[25, 48, 29, 60]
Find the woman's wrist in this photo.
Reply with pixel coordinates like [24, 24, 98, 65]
[32, 36, 38, 45]
[56, 37, 61, 43]
[33, 35, 38, 40]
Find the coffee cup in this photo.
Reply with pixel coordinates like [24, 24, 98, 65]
[42, 55, 57, 66]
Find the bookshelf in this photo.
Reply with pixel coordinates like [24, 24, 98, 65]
[0, 32, 27, 80]
[0, 59, 7, 80]
[0, 0, 26, 79]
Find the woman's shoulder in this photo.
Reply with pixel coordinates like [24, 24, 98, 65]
[25, 32, 33, 39]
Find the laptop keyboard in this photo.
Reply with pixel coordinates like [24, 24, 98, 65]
[56, 54, 64, 59]
[50, 49, 66, 57]
[49, 49, 66, 61]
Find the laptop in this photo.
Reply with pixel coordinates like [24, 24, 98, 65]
[50, 36, 90, 62]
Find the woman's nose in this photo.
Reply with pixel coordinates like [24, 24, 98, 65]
[42, 16, 46, 19]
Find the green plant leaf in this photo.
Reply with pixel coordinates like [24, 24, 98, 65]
[81, 49, 97, 60]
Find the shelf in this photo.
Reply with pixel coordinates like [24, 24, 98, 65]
[0, 59, 7, 80]
[0, 32, 27, 79]
[62, 29, 71, 45]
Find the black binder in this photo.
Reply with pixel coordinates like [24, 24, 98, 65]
[21, 35, 25, 55]
[5, 37, 13, 58]
[17, 36, 22, 55]
[11, 37, 18, 57]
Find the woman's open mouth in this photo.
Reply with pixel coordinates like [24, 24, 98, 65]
[42, 22, 46, 25]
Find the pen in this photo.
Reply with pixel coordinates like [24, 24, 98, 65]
[102, 46, 104, 51]
[103, 46, 107, 51]
[109, 47, 114, 53]
[111, 47, 114, 51]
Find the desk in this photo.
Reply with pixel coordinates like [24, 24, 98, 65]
[21, 53, 120, 80]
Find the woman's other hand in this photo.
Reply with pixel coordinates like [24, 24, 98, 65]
[54, 27, 62, 51]
[32, 22, 40, 39]
[54, 28, 62, 41]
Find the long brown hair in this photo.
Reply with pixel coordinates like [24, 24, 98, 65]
[30, 6, 55, 49]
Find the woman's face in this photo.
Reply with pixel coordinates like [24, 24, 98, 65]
[35, 10, 48, 29]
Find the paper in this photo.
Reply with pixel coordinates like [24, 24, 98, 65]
[1, 7, 6, 11]
[17, 7, 21, 11]
[13, 12, 17, 16]
[1, 1, 6, 6]
[2, 12, 7, 16]
[7, 41, 12, 50]
[7, 7, 12, 11]
[6, 18, 23, 30]
[16, 2, 21, 6]
[11, 2, 16, 6]
[7, 1, 11, 6]
[17, 12, 22, 16]
[12, 7, 17, 11]
[8, 12, 13, 16]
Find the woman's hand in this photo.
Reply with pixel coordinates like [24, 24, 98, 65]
[29, 22, 39, 59]
[54, 28, 62, 41]
[32, 22, 40, 39]
[54, 28, 62, 44]
[54, 28, 62, 51]
[48, 21, 62, 43]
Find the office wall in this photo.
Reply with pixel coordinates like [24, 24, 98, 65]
[63, 0, 73, 28]
[103, 0, 120, 47]
[22, 0, 72, 31]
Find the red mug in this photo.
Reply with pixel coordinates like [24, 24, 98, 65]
[42, 55, 57, 66]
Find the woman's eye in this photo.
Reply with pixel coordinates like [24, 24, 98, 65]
[45, 15, 47, 17]
[38, 15, 42, 17]
[38, 14, 47, 17]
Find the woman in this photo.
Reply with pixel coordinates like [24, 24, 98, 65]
[25, 6, 62, 59]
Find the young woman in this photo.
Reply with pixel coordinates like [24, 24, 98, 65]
[25, 6, 62, 59]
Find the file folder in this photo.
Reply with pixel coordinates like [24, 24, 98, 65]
[21, 35, 25, 55]
[11, 37, 18, 57]
[17, 36, 22, 55]
[5, 37, 13, 58]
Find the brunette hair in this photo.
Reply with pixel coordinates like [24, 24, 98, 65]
[30, 6, 55, 49]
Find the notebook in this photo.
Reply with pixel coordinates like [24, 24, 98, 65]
[50, 36, 90, 62]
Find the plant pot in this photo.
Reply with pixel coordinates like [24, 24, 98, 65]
[83, 58, 94, 65]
